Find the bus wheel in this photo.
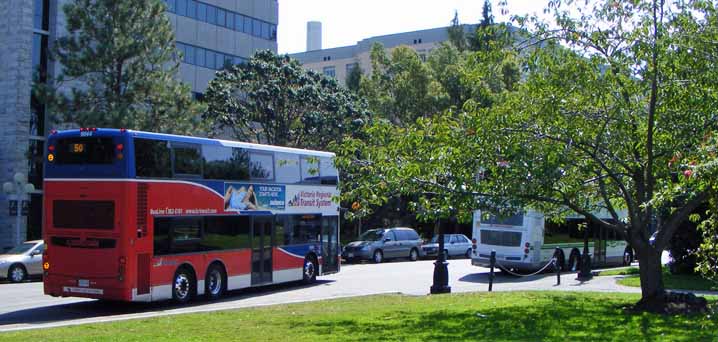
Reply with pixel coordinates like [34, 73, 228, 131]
[172, 267, 195, 304]
[567, 250, 581, 272]
[622, 248, 634, 266]
[373, 250, 384, 263]
[205, 264, 226, 300]
[409, 248, 419, 261]
[302, 256, 317, 284]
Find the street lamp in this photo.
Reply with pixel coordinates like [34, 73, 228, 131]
[430, 216, 451, 294]
[3, 172, 35, 246]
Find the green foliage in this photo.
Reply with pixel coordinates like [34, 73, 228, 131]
[2, 292, 716, 341]
[345, 63, 363, 93]
[447, 10, 467, 51]
[36, 0, 203, 134]
[204, 50, 370, 149]
[337, 0, 718, 302]
[359, 43, 434, 125]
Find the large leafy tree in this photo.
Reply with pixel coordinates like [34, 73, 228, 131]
[336, 0, 718, 312]
[204, 50, 370, 149]
[37, 0, 202, 134]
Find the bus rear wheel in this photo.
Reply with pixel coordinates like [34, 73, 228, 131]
[205, 264, 226, 300]
[172, 267, 195, 304]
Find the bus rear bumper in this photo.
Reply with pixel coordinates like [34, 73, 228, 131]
[44, 274, 131, 301]
[471, 256, 544, 271]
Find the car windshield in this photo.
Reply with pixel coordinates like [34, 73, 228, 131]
[358, 229, 385, 241]
[430, 235, 451, 243]
[5, 242, 36, 255]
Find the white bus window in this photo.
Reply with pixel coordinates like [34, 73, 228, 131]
[250, 151, 274, 180]
[301, 156, 320, 184]
[275, 152, 300, 184]
[319, 157, 338, 185]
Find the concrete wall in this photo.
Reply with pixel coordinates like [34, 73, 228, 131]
[0, 0, 33, 249]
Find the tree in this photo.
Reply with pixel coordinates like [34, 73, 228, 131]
[359, 43, 434, 125]
[204, 50, 370, 149]
[336, 0, 718, 312]
[345, 62, 363, 93]
[447, 11, 468, 51]
[36, 0, 202, 134]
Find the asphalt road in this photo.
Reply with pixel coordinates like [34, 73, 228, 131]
[0, 258, 638, 332]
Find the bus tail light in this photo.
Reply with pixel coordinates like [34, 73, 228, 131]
[118, 256, 126, 281]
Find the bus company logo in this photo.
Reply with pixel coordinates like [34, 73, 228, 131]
[153, 258, 178, 267]
[288, 191, 333, 209]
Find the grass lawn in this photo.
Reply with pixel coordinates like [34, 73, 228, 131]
[598, 267, 718, 292]
[1, 292, 716, 342]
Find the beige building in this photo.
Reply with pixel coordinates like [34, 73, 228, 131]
[289, 24, 478, 85]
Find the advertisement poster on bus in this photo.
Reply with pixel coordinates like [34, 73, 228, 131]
[224, 183, 286, 211]
[285, 186, 339, 215]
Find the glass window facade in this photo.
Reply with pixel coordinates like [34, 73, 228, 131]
[177, 42, 246, 70]
[164, 0, 277, 41]
[323, 66, 336, 78]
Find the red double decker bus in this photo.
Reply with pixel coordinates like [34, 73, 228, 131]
[43, 128, 340, 303]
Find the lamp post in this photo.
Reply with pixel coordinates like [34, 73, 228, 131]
[3, 172, 35, 246]
[430, 217, 451, 294]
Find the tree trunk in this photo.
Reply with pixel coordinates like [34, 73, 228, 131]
[633, 243, 667, 312]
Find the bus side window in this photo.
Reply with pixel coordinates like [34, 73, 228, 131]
[172, 143, 203, 178]
[135, 138, 172, 178]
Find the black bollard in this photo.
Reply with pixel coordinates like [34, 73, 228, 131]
[489, 250, 496, 292]
[554, 247, 561, 285]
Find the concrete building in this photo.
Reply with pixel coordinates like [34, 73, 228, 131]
[290, 24, 477, 86]
[0, 0, 277, 250]
[306, 21, 322, 51]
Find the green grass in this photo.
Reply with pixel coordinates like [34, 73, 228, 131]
[597, 267, 641, 276]
[1, 292, 717, 342]
[598, 267, 718, 292]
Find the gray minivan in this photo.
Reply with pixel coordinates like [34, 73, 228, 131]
[342, 228, 423, 263]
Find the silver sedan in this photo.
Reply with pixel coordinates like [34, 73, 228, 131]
[421, 234, 473, 259]
[0, 240, 45, 283]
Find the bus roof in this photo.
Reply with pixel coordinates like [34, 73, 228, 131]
[50, 128, 335, 158]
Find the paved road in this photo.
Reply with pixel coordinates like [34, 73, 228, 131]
[0, 259, 639, 332]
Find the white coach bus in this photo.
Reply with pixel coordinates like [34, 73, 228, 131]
[470, 210, 633, 272]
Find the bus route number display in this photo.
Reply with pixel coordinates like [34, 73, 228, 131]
[71, 143, 85, 153]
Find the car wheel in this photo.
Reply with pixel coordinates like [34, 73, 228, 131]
[373, 250, 383, 263]
[302, 256, 318, 284]
[465, 249, 472, 259]
[444, 249, 450, 259]
[409, 248, 419, 261]
[8, 264, 27, 283]
[205, 264, 226, 300]
[172, 267, 195, 304]
[623, 248, 634, 266]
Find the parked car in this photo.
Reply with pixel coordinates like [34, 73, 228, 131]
[421, 234, 472, 259]
[0, 240, 45, 283]
[342, 228, 423, 263]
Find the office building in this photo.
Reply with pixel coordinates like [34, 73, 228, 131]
[0, 0, 277, 250]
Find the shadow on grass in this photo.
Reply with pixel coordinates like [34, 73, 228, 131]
[0, 279, 334, 327]
[293, 294, 716, 341]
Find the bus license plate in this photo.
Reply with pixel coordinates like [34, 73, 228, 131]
[78, 279, 89, 287]
[63, 286, 103, 295]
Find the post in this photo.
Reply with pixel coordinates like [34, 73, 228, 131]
[489, 250, 496, 292]
[15, 196, 21, 245]
[554, 247, 561, 285]
[430, 219, 451, 294]
[576, 225, 593, 280]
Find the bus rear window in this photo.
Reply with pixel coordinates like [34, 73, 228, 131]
[53, 200, 115, 230]
[480, 230, 522, 247]
[55, 137, 115, 164]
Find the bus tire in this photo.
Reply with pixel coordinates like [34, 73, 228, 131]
[302, 255, 317, 284]
[622, 248, 634, 266]
[409, 248, 419, 261]
[567, 249, 581, 272]
[373, 250, 384, 263]
[204, 263, 226, 300]
[172, 266, 196, 304]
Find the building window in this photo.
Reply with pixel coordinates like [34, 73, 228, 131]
[33, 0, 49, 31]
[323, 66, 336, 78]
[177, 42, 247, 70]
[165, 0, 277, 41]
[346, 63, 358, 75]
